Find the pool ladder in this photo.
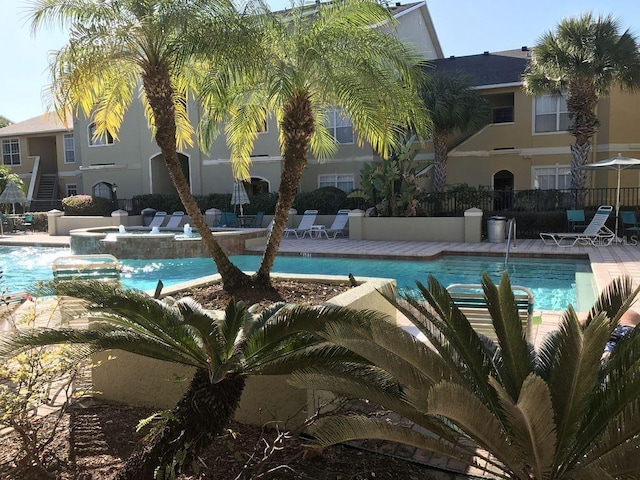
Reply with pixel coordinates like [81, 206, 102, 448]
[504, 218, 516, 270]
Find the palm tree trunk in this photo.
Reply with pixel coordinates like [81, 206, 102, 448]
[141, 63, 250, 290]
[254, 92, 315, 286]
[432, 133, 448, 194]
[567, 82, 598, 208]
[116, 369, 246, 480]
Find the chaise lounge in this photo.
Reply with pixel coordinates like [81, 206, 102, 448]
[540, 205, 615, 247]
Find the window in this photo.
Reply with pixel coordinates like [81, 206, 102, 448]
[66, 183, 78, 197]
[326, 108, 353, 144]
[534, 94, 570, 133]
[533, 166, 570, 190]
[64, 134, 75, 163]
[2, 138, 20, 166]
[88, 123, 114, 146]
[493, 106, 513, 123]
[319, 174, 355, 192]
[92, 182, 112, 199]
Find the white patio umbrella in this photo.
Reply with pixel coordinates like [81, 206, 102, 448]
[0, 181, 27, 214]
[581, 154, 640, 237]
[231, 181, 250, 216]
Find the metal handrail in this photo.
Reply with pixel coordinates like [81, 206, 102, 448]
[505, 218, 516, 269]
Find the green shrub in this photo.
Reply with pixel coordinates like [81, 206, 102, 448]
[62, 195, 113, 216]
[293, 187, 349, 214]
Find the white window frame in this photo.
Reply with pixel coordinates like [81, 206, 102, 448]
[532, 93, 570, 134]
[326, 107, 354, 144]
[66, 183, 78, 197]
[92, 182, 112, 199]
[318, 173, 355, 192]
[64, 133, 75, 163]
[88, 122, 114, 147]
[532, 165, 571, 190]
[2, 138, 20, 166]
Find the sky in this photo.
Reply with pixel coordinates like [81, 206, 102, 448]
[2, 0, 640, 124]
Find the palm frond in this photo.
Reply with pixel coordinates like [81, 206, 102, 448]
[482, 272, 534, 400]
[493, 374, 556, 479]
[310, 415, 475, 465]
[427, 381, 522, 475]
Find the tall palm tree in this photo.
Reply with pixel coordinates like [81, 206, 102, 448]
[199, 0, 430, 286]
[290, 274, 640, 479]
[524, 13, 640, 204]
[30, 0, 254, 289]
[420, 70, 490, 193]
[0, 281, 368, 478]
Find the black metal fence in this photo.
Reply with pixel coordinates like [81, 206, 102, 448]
[418, 187, 640, 216]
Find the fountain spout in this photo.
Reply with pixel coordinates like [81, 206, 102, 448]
[150, 226, 160, 235]
[118, 225, 126, 234]
[183, 223, 193, 237]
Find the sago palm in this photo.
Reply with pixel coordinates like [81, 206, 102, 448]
[290, 273, 640, 479]
[523, 13, 640, 200]
[0, 281, 368, 479]
[421, 70, 490, 193]
[199, 0, 430, 286]
[29, 0, 255, 289]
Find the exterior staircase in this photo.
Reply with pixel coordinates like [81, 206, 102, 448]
[31, 174, 59, 211]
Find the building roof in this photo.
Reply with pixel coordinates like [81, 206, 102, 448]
[430, 48, 531, 88]
[0, 112, 72, 137]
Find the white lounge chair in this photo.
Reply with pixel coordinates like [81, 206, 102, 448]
[284, 210, 318, 238]
[306, 209, 350, 239]
[148, 211, 167, 228]
[165, 211, 185, 229]
[540, 205, 615, 247]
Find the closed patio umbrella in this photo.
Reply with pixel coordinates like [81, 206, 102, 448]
[581, 154, 640, 237]
[0, 181, 27, 214]
[231, 181, 250, 216]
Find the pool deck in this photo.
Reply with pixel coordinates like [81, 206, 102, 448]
[4, 232, 640, 479]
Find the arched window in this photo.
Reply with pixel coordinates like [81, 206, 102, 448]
[93, 182, 113, 199]
[88, 122, 114, 146]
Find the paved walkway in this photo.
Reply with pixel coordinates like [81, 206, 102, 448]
[5, 232, 640, 478]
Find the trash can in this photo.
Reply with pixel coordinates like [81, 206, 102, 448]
[487, 216, 506, 243]
[141, 208, 157, 227]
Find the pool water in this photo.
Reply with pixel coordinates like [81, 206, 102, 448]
[0, 246, 593, 311]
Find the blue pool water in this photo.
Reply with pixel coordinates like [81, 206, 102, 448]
[0, 246, 592, 311]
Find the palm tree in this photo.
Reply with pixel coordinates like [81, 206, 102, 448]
[0, 281, 368, 478]
[199, 0, 430, 286]
[420, 71, 490, 193]
[29, 0, 254, 289]
[524, 13, 640, 204]
[290, 274, 640, 479]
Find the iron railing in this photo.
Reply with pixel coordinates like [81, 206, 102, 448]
[419, 187, 640, 216]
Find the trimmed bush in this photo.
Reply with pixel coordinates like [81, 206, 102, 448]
[62, 195, 113, 216]
[293, 187, 349, 214]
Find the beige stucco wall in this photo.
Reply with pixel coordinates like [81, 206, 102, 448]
[88, 275, 396, 428]
[349, 215, 466, 242]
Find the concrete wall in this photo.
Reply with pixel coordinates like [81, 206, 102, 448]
[89, 274, 396, 428]
[347, 209, 482, 243]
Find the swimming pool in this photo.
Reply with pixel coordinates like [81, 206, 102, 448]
[0, 246, 593, 311]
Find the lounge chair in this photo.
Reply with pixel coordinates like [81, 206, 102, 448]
[165, 211, 185, 228]
[284, 210, 318, 238]
[620, 211, 640, 238]
[540, 205, 615, 247]
[306, 209, 350, 239]
[446, 283, 534, 342]
[249, 211, 264, 228]
[220, 211, 239, 227]
[566, 209, 587, 232]
[148, 211, 167, 228]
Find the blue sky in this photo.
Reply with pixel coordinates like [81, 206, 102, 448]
[2, 0, 640, 123]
